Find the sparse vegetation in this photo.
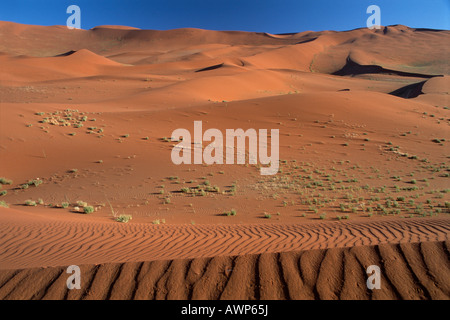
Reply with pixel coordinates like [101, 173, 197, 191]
[116, 215, 132, 223]
[0, 178, 13, 185]
[83, 206, 95, 214]
[25, 200, 37, 206]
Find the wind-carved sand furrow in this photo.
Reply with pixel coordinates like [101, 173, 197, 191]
[108, 262, 142, 300]
[23, 227, 102, 264]
[83, 264, 122, 300]
[148, 229, 197, 259]
[0, 218, 449, 270]
[165, 259, 190, 300]
[220, 255, 257, 300]
[419, 241, 450, 296]
[344, 223, 371, 247]
[134, 260, 171, 300]
[192, 256, 231, 300]
[345, 223, 367, 247]
[31, 268, 65, 300]
[3, 269, 54, 300]
[77, 265, 101, 300]
[41, 268, 71, 300]
[258, 253, 284, 299]
[339, 249, 369, 300]
[185, 257, 210, 300]
[195, 229, 245, 258]
[316, 248, 344, 299]
[298, 249, 324, 299]
[221, 227, 258, 256]
[0, 270, 34, 299]
[351, 245, 399, 300]
[398, 242, 447, 299]
[260, 226, 297, 254]
[0, 270, 18, 289]
[0, 227, 43, 261]
[375, 244, 411, 299]
[327, 224, 348, 249]
[129, 261, 144, 300]
[1, 241, 449, 300]
[279, 251, 309, 299]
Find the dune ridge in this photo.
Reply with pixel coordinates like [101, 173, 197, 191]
[1, 207, 448, 270]
[0, 240, 448, 300]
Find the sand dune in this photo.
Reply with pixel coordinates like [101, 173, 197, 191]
[0, 240, 448, 300]
[0, 21, 449, 300]
[0, 205, 448, 270]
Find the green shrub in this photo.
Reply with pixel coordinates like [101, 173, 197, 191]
[61, 202, 69, 208]
[0, 200, 8, 208]
[25, 200, 37, 206]
[0, 190, 7, 196]
[116, 215, 132, 223]
[28, 179, 43, 187]
[76, 200, 87, 207]
[83, 206, 94, 214]
[0, 178, 12, 185]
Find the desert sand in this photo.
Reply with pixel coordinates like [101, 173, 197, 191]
[0, 22, 449, 300]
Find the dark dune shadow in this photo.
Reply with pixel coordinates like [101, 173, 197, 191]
[195, 63, 224, 72]
[333, 57, 439, 79]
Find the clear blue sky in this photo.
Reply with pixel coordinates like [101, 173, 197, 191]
[1, 0, 448, 33]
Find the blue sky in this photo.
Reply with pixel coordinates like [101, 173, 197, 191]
[1, 0, 448, 33]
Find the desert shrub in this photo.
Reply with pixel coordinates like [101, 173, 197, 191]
[25, 200, 37, 206]
[83, 206, 94, 214]
[61, 202, 70, 208]
[28, 179, 43, 187]
[0, 190, 7, 196]
[0, 201, 8, 208]
[116, 215, 132, 223]
[77, 200, 88, 207]
[0, 178, 12, 185]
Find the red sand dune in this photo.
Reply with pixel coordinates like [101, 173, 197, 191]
[0, 241, 448, 300]
[0, 22, 449, 300]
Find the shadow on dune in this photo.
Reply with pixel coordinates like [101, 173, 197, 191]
[333, 57, 440, 79]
